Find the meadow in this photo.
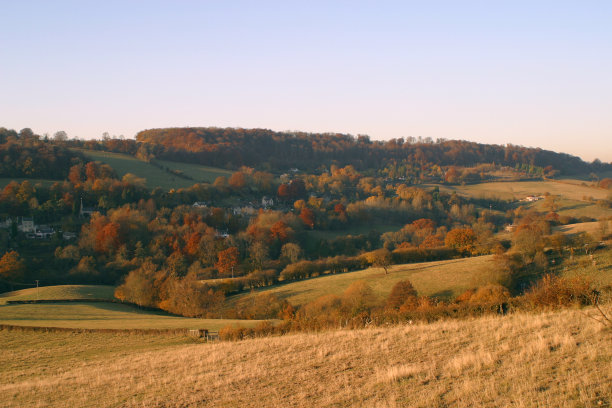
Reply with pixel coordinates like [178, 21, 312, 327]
[0, 302, 267, 331]
[76, 149, 231, 190]
[430, 179, 609, 201]
[0, 284, 115, 305]
[427, 179, 612, 219]
[0, 285, 270, 331]
[1, 308, 609, 407]
[225, 255, 502, 310]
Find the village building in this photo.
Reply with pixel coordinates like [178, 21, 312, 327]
[18, 217, 35, 233]
[261, 196, 274, 208]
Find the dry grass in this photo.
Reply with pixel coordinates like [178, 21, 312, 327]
[226, 255, 501, 310]
[431, 180, 609, 201]
[553, 222, 602, 236]
[0, 308, 610, 407]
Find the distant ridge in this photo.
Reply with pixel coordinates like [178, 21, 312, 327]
[136, 127, 609, 174]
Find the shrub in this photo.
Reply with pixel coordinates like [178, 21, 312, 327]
[524, 274, 592, 308]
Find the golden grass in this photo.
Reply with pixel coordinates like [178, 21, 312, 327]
[0, 308, 609, 407]
[553, 222, 602, 236]
[0, 302, 270, 330]
[226, 255, 501, 310]
[0, 285, 116, 305]
[431, 180, 609, 201]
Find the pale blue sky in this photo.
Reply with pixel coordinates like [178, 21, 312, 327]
[1, 1, 611, 161]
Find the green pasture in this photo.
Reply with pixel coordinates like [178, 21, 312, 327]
[308, 222, 402, 240]
[76, 149, 195, 190]
[0, 285, 116, 305]
[0, 301, 267, 330]
[155, 159, 233, 183]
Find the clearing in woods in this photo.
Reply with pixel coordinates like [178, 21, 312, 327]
[76, 149, 232, 190]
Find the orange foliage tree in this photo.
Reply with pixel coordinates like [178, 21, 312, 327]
[0, 250, 25, 282]
[299, 208, 315, 229]
[216, 247, 239, 278]
[445, 228, 476, 253]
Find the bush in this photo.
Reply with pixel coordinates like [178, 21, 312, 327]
[524, 274, 592, 308]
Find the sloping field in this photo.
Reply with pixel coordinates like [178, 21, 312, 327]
[227, 255, 502, 310]
[77, 149, 233, 190]
[77, 149, 196, 190]
[0, 285, 115, 305]
[155, 159, 233, 183]
[1, 308, 609, 407]
[431, 180, 609, 201]
[552, 221, 603, 236]
[0, 302, 268, 330]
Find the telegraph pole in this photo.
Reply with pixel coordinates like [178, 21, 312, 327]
[35, 280, 39, 301]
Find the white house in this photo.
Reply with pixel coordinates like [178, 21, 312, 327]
[18, 217, 35, 233]
[261, 196, 274, 208]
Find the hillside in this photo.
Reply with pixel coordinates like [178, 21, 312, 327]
[224, 255, 502, 310]
[0, 301, 268, 330]
[1, 308, 609, 407]
[76, 149, 232, 190]
[0, 284, 115, 305]
[136, 127, 609, 174]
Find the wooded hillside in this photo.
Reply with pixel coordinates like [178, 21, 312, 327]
[135, 127, 609, 174]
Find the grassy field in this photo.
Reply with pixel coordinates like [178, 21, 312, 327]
[0, 285, 115, 305]
[77, 149, 232, 190]
[1, 308, 609, 407]
[225, 255, 502, 310]
[552, 221, 603, 236]
[0, 178, 59, 188]
[155, 159, 233, 183]
[76, 149, 196, 190]
[556, 245, 612, 287]
[429, 179, 610, 202]
[0, 302, 268, 330]
[425, 178, 612, 219]
[308, 222, 402, 240]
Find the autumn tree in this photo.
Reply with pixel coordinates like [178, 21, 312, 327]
[385, 280, 418, 311]
[341, 280, 378, 317]
[280, 242, 301, 263]
[249, 241, 269, 270]
[445, 228, 476, 253]
[299, 208, 315, 229]
[228, 171, 247, 190]
[364, 248, 392, 274]
[216, 247, 239, 278]
[0, 250, 25, 282]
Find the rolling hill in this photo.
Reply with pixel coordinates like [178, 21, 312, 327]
[1, 308, 609, 407]
[224, 255, 503, 311]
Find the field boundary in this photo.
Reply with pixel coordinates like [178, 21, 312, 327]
[4, 298, 117, 305]
[0, 323, 194, 335]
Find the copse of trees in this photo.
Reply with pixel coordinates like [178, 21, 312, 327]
[0, 128, 88, 179]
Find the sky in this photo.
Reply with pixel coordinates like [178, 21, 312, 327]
[1, 1, 611, 162]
